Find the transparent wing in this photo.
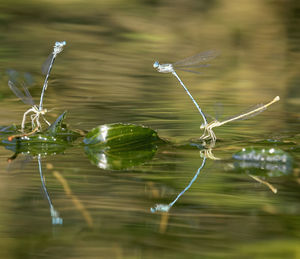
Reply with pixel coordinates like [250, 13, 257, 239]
[203, 112, 217, 121]
[24, 72, 35, 85]
[42, 41, 66, 75]
[6, 69, 19, 82]
[7, 70, 35, 105]
[8, 80, 35, 105]
[222, 104, 267, 123]
[173, 50, 219, 67]
[175, 68, 203, 74]
[21, 82, 34, 103]
[7, 70, 34, 85]
[41, 53, 54, 75]
[176, 64, 210, 69]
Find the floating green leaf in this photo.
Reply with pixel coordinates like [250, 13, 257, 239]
[83, 123, 161, 149]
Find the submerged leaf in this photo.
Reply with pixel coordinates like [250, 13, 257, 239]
[232, 147, 293, 177]
[83, 123, 161, 149]
[233, 147, 292, 163]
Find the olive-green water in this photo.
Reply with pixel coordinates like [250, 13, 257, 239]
[0, 1, 299, 258]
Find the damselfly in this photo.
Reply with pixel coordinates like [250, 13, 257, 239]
[200, 96, 280, 143]
[8, 41, 66, 133]
[39, 41, 66, 111]
[153, 50, 218, 125]
[8, 75, 49, 132]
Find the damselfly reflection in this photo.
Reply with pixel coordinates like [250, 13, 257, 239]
[153, 50, 218, 126]
[151, 152, 207, 213]
[6, 153, 63, 225]
[38, 154, 63, 225]
[8, 41, 66, 133]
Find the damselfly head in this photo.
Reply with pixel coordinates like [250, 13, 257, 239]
[55, 41, 66, 48]
[153, 61, 159, 68]
[53, 41, 66, 55]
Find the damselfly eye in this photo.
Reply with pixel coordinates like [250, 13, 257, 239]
[55, 41, 66, 47]
[153, 61, 159, 68]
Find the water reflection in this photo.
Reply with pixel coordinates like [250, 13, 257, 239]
[150, 143, 220, 215]
[85, 144, 157, 170]
[151, 153, 207, 213]
[37, 154, 63, 225]
[6, 152, 63, 225]
[151, 142, 293, 216]
[7, 150, 94, 227]
[0, 125, 297, 257]
[0, 0, 299, 257]
[230, 147, 294, 193]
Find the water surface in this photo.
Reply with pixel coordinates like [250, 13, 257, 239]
[0, 1, 299, 258]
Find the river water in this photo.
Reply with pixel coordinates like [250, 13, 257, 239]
[0, 1, 299, 258]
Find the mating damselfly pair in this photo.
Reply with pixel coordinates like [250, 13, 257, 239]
[153, 51, 280, 144]
[8, 41, 66, 133]
[8, 44, 279, 144]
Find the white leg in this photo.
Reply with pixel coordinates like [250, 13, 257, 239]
[31, 114, 36, 129]
[31, 114, 40, 131]
[201, 128, 211, 140]
[200, 128, 208, 139]
[35, 114, 41, 130]
[22, 108, 34, 132]
[210, 129, 216, 143]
